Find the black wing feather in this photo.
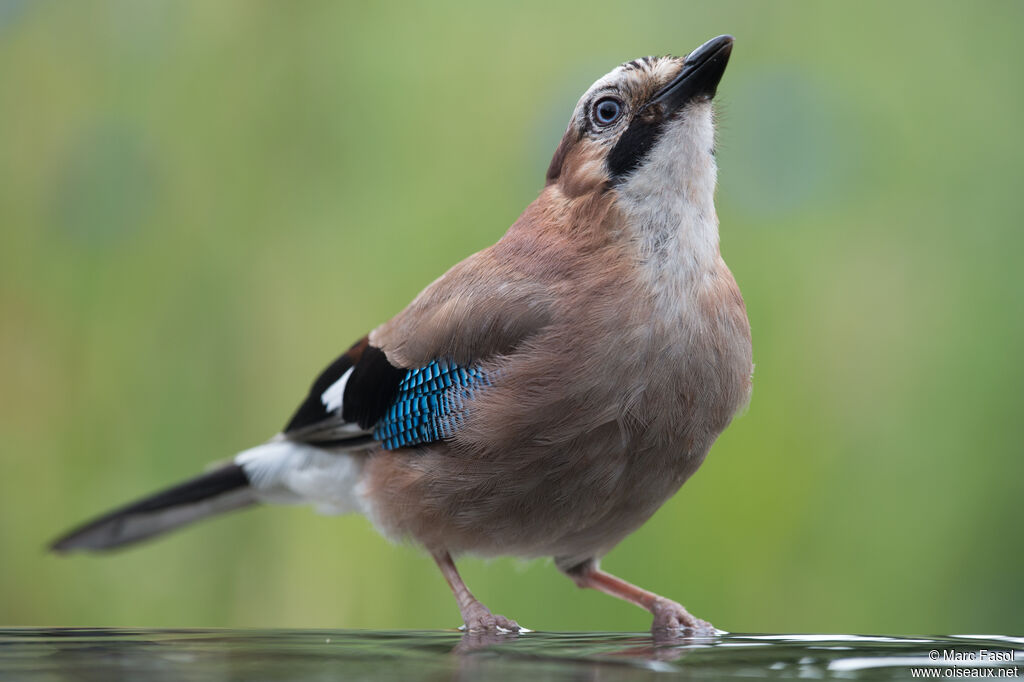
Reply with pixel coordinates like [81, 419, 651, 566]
[341, 345, 406, 429]
[284, 337, 369, 434]
[283, 337, 407, 442]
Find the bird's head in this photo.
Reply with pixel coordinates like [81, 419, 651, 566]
[546, 35, 733, 214]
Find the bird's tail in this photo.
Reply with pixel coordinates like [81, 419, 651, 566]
[50, 463, 255, 553]
[51, 440, 367, 553]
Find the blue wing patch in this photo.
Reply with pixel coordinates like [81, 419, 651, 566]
[373, 359, 493, 450]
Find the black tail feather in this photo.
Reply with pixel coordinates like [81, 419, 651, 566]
[51, 463, 254, 553]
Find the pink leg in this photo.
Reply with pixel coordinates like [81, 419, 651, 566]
[564, 560, 714, 634]
[432, 551, 521, 633]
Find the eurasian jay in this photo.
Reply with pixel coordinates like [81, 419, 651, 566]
[53, 35, 752, 635]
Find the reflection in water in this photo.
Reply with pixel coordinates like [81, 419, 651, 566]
[0, 628, 1021, 681]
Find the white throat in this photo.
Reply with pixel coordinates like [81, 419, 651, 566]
[615, 104, 720, 279]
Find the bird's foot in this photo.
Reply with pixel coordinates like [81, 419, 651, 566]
[458, 601, 522, 634]
[650, 597, 715, 635]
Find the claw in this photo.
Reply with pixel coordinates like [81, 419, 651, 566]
[460, 603, 522, 633]
[650, 597, 716, 635]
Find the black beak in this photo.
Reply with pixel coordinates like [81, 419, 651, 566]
[649, 35, 733, 113]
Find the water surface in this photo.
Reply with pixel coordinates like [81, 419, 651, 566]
[1, 628, 1020, 680]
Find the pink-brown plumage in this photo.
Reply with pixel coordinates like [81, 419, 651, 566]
[366, 178, 751, 568]
[52, 36, 750, 636]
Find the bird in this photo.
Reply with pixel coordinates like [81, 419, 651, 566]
[51, 34, 752, 635]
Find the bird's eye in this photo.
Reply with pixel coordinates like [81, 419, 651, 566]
[593, 97, 623, 126]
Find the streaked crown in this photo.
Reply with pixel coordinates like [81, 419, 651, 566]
[546, 36, 732, 200]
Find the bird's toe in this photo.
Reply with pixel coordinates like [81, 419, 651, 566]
[650, 598, 715, 635]
[460, 603, 521, 633]
[492, 614, 521, 633]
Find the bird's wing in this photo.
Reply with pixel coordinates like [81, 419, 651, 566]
[282, 249, 554, 449]
[281, 336, 393, 445]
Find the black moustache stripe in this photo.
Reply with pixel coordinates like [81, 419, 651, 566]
[606, 114, 668, 182]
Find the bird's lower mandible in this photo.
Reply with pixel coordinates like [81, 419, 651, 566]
[51, 34, 752, 636]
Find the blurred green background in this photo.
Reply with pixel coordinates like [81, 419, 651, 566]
[1, 0, 1021, 635]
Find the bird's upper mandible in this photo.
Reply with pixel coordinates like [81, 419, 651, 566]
[546, 35, 733, 198]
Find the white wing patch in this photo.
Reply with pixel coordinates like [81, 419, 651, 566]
[321, 367, 353, 413]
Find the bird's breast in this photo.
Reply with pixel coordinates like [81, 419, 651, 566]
[360, 241, 751, 563]
[638, 257, 753, 449]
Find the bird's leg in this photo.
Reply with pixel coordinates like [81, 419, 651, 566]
[563, 559, 715, 635]
[432, 550, 521, 633]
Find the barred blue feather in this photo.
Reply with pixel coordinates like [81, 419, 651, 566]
[373, 359, 493, 450]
